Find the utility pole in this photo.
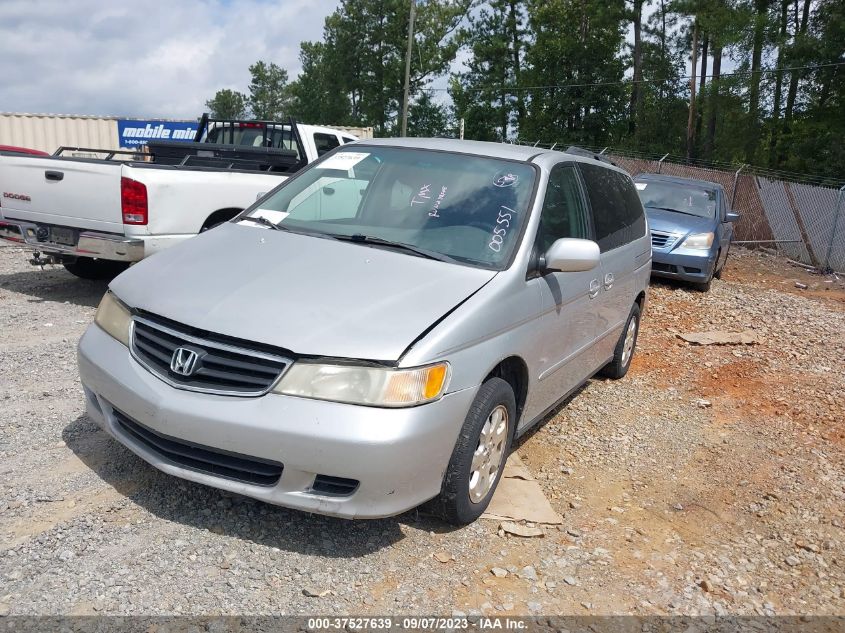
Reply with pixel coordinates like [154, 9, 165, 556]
[686, 19, 699, 161]
[400, 0, 416, 137]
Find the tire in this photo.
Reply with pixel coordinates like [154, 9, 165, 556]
[693, 277, 713, 292]
[201, 209, 241, 232]
[63, 257, 128, 280]
[600, 303, 641, 379]
[436, 377, 516, 525]
[714, 246, 729, 279]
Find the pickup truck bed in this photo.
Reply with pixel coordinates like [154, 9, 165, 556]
[0, 119, 357, 276]
[0, 153, 288, 262]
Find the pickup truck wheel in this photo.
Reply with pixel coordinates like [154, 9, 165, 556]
[63, 258, 128, 280]
[600, 303, 641, 379]
[201, 208, 242, 232]
[435, 377, 515, 525]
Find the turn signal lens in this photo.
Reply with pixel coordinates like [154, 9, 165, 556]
[423, 364, 448, 399]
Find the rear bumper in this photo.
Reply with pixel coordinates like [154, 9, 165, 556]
[651, 249, 716, 283]
[0, 219, 143, 262]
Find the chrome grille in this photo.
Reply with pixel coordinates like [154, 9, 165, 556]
[650, 230, 679, 250]
[130, 316, 290, 396]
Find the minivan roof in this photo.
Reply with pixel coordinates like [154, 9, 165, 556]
[358, 137, 629, 173]
[634, 172, 725, 192]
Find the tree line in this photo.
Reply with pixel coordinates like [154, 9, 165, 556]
[205, 0, 844, 179]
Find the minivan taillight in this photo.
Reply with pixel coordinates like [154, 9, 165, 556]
[121, 177, 148, 225]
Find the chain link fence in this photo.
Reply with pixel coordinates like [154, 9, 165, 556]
[511, 141, 845, 273]
[603, 149, 845, 273]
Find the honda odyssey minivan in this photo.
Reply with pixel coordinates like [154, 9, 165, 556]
[78, 139, 651, 524]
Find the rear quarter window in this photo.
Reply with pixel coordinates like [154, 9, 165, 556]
[314, 133, 341, 156]
[579, 163, 646, 252]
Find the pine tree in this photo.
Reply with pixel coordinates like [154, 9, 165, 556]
[521, 0, 627, 146]
[450, 0, 527, 141]
[247, 61, 293, 120]
[293, 0, 469, 135]
[205, 89, 248, 120]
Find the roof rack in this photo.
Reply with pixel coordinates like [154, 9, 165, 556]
[564, 146, 617, 166]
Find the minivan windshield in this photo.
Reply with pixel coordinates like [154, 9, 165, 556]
[635, 181, 717, 219]
[241, 146, 537, 269]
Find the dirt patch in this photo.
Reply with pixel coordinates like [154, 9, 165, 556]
[722, 248, 845, 305]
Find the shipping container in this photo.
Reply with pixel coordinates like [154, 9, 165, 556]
[0, 113, 121, 154]
[0, 112, 374, 156]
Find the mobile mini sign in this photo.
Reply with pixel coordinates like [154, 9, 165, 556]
[117, 119, 198, 148]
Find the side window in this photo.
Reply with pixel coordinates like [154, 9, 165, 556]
[314, 133, 341, 156]
[342, 136, 357, 144]
[579, 163, 646, 252]
[539, 164, 592, 252]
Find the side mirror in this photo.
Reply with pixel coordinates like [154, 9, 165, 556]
[543, 238, 600, 273]
[725, 211, 741, 223]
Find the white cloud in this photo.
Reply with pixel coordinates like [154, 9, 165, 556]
[0, 0, 338, 119]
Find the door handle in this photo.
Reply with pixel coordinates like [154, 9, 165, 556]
[45, 170, 64, 181]
[589, 279, 600, 299]
[604, 272, 614, 290]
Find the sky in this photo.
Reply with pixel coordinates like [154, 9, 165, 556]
[0, 0, 338, 119]
[1, 1, 733, 122]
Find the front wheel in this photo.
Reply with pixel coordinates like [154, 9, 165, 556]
[600, 303, 641, 379]
[63, 257, 129, 280]
[436, 377, 515, 525]
[714, 246, 729, 279]
[693, 277, 713, 292]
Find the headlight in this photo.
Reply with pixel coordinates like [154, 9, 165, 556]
[94, 292, 131, 346]
[273, 362, 450, 407]
[683, 232, 714, 249]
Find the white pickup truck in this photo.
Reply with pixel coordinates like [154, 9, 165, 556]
[0, 116, 357, 278]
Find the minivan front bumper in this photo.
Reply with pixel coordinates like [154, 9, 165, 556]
[77, 324, 476, 519]
[651, 248, 717, 283]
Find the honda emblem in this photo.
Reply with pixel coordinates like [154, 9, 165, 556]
[170, 347, 200, 377]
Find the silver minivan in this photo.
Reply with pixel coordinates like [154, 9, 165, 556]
[78, 139, 651, 524]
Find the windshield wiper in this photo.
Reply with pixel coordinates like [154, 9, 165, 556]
[243, 215, 285, 231]
[646, 205, 703, 218]
[331, 233, 456, 263]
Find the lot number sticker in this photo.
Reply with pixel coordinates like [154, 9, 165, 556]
[316, 152, 370, 170]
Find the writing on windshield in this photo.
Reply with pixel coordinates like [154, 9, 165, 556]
[246, 147, 537, 269]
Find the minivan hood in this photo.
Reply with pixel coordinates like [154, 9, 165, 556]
[645, 207, 715, 235]
[110, 223, 496, 361]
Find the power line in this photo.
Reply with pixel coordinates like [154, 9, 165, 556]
[519, 142, 844, 186]
[431, 61, 844, 92]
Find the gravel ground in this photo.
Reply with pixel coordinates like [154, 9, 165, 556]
[0, 244, 844, 616]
